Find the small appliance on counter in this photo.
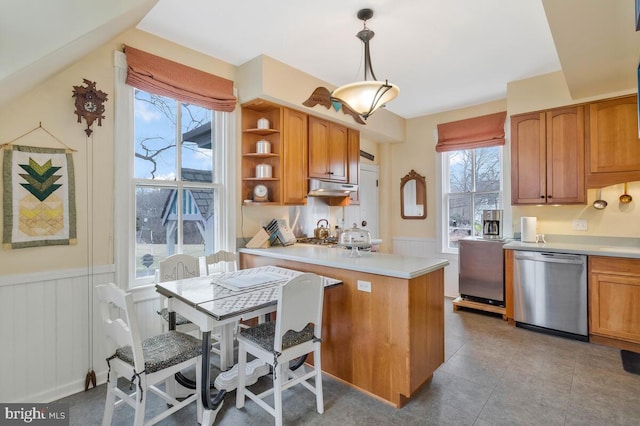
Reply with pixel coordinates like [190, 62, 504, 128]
[482, 209, 503, 240]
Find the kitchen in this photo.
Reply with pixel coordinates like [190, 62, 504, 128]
[1, 0, 640, 424]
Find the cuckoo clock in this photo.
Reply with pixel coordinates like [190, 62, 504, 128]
[72, 79, 108, 136]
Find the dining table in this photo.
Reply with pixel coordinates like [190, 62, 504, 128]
[155, 265, 341, 426]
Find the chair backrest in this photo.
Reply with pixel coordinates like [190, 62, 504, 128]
[96, 283, 145, 372]
[274, 273, 324, 352]
[204, 250, 238, 275]
[158, 254, 200, 282]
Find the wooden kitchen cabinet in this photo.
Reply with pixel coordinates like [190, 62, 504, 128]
[241, 100, 281, 204]
[281, 108, 308, 205]
[308, 116, 348, 182]
[589, 256, 640, 348]
[586, 95, 640, 187]
[347, 128, 360, 204]
[511, 106, 585, 205]
[241, 100, 309, 205]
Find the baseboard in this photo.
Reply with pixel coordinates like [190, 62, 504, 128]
[589, 334, 640, 353]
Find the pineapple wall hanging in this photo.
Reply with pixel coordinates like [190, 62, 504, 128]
[1, 124, 77, 249]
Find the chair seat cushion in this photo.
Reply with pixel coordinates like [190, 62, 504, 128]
[158, 307, 192, 326]
[239, 321, 315, 352]
[114, 331, 202, 373]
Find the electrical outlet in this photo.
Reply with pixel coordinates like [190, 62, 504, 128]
[357, 280, 371, 293]
[572, 219, 588, 231]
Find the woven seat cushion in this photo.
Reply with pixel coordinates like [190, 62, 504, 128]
[158, 307, 192, 326]
[239, 321, 315, 352]
[114, 331, 202, 373]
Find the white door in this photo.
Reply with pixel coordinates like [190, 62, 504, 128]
[346, 164, 379, 237]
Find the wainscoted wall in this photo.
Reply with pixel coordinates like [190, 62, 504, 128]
[392, 236, 459, 298]
[0, 266, 163, 403]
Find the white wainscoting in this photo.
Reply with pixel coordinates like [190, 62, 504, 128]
[0, 266, 163, 403]
[391, 236, 460, 298]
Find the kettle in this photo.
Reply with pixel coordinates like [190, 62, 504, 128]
[314, 219, 330, 240]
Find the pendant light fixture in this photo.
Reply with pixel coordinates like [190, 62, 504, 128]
[332, 8, 399, 120]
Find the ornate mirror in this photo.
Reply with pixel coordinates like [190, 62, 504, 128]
[400, 170, 427, 219]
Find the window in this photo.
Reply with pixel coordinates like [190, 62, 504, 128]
[133, 90, 221, 282]
[443, 146, 502, 250]
[114, 51, 235, 288]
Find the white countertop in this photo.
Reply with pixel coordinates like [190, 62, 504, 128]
[239, 245, 449, 279]
[504, 236, 640, 259]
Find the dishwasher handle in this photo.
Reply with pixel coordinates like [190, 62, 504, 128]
[514, 251, 585, 265]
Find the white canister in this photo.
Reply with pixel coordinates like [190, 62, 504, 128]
[256, 140, 271, 154]
[255, 163, 272, 178]
[521, 217, 537, 243]
[257, 117, 270, 129]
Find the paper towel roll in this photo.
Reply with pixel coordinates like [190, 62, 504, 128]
[521, 217, 537, 242]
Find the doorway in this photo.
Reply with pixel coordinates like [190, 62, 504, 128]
[345, 163, 379, 237]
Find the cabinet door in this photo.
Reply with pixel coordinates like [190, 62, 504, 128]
[308, 116, 331, 179]
[282, 108, 308, 205]
[511, 112, 546, 204]
[308, 117, 348, 182]
[328, 123, 348, 182]
[587, 95, 640, 187]
[545, 106, 585, 204]
[347, 129, 360, 204]
[590, 272, 640, 343]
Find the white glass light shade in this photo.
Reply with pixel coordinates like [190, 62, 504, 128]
[332, 80, 399, 119]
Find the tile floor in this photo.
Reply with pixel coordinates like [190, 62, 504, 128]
[57, 298, 640, 425]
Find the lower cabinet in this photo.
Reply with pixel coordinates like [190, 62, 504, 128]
[589, 256, 640, 344]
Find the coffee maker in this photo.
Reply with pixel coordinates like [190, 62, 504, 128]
[482, 209, 503, 240]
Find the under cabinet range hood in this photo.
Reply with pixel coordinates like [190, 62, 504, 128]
[308, 179, 358, 197]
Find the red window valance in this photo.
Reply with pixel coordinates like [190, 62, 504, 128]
[124, 45, 237, 112]
[435, 111, 506, 152]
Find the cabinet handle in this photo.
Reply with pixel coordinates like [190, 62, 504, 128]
[540, 195, 545, 199]
[328, 171, 334, 175]
[548, 195, 552, 199]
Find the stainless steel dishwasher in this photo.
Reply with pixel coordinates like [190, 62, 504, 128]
[513, 251, 588, 341]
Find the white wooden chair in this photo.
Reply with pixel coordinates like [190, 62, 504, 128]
[203, 250, 239, 365]
[97, 283, 203, 426]
[235, 273, 325, 426]
[203, 250, 238, 275]
[157, 254, 200, 334]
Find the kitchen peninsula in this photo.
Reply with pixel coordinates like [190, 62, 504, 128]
[239, 245, 449, 408]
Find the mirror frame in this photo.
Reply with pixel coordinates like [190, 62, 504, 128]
[400, 169, 427, 219]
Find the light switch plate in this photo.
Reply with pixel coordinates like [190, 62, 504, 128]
[357, 280, 371, 292]
[572, 219, 588, 231]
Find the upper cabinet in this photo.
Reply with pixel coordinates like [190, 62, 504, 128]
[308, 116, 348, 182]
[281, 108, 308, 205]
[241, 100, 281, 204]
[241, 100, 309, 206]
[586, 95, 640, 188]
[347, 128, 360, 204]
[511, 106, 586, 205]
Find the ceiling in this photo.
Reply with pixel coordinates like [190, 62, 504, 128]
[2, 0, 640, 119]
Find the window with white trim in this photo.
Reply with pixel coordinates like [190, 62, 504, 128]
[113, 51, 235, 288]
[133, 89, 222, 283]
[442, 146, 503, 251]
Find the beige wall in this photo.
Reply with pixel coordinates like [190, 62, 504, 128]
[390, 100, 508, 239]
[2, 28, 639, 278]
[508, 72, 640, 238]
[0, 29, 237, 276]
[0, 28, 401, 276]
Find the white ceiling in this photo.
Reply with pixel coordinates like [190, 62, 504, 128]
[137, 0, 561, 118]
[2, 0, 640, 119]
